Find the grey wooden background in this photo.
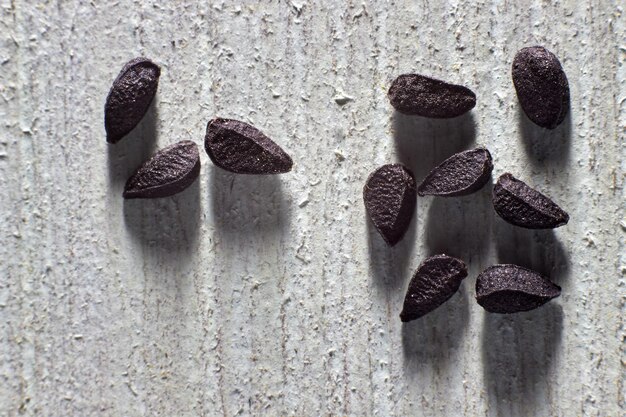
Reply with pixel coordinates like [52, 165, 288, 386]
[1, 1, 624, 416]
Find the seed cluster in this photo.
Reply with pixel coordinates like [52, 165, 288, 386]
[104, 47, 569, 324]
[105, 58, 293, 200]
[365, 46, 569, 321]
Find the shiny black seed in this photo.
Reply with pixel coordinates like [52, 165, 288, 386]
[388, 74, 476, 118]
[123, 140, 200, 199]
[105, 57, 160, 144]
[418, 148, 493, 197]
[400, 254, 468, 322]
[512, 46, 570, 129]
[364, 164, 417, 246]
[493, 173, 569, 229]
[476, 264, 561, 313]
[204, 118, 293, 174]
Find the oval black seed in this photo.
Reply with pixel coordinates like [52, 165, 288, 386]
[512, 46, 570, 129]
[105, 57, 161, 144]
[418, 148, 493, 197]
[363, 164, 416, 246]
[204, 118, 293, 174]
[476, 264, 561, 313]
[400, 254, 468, 322]
[388, 74, 476, 118]
[123, 140, 200, 199]
[493, 173, 569, 229]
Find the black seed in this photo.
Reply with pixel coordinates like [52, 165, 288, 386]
[512, 46, 570, 129]
[418, 148, 493, 197]
[123, 140, 200, 199]
[204, 118, 293, 174]
[476, 264, 561, 313]
[363, 164, 416, 246]
[400, 254, 468, 322]
[105, 57, 161, 144]
[388, 74, 476, 118]
[493, 173, 569, 229]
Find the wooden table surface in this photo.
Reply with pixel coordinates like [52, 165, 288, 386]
[1, 1, 624, 416]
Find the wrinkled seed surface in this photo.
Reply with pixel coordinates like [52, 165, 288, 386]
[105, 57, 160, 144]
[493, 173, 569, 229]
[476, 264, 561, 313]
[124, 140, 200, 199]
[400, 254, 468, 322]
[204, 118, 293, 174]
[418, 148, 493, 196]
[512, 46, 570, 129]
[363, 164, 416, 246]
[388, 74, 476, 118]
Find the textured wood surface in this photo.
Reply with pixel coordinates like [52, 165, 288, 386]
[1, 1, 624, 416]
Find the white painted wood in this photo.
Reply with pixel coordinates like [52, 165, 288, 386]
[0, 1, 623, 416]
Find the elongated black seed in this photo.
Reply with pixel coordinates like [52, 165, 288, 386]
[204, 118, 293, 174]
[476, 264, 561, 313]
[105, 57, 160, 144]
[124, 140, 200, 199]
[512, 46, 570, 129]
[493, 173, 569, 229]
[364, 164, 416, 246]
[400, 254, 468, 322]
[418, 148, 493, 196]
[388, 74, 476, 118]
